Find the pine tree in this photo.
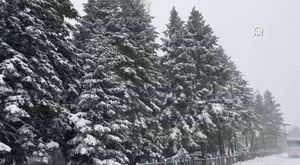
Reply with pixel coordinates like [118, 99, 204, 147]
[186, 7, 219, 99]
[223, 61, 256, 154]
[251, 92, 265, 151]
[66, 1, 130, 164]
[161, 7, 198, 157]
[0, 0, 285, 163]
[184, 8, 233, 156]
[184, 8, 260, 156]
[0, 0, 81, 164]
[263, 90, 283, 150]
[71, 0, 164, 164]
[112, 1, 164, 163]
[250, 91, 284, 151]
[186, 8, 217, 50]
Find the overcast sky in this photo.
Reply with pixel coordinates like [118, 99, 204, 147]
[70, 0, 300, 128]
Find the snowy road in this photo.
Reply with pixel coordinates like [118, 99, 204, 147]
[234, 154, 300, 165]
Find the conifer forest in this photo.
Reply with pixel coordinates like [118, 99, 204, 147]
[0, 0, 284, 164]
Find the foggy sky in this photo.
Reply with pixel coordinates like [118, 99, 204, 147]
[70, 0, 300, 128]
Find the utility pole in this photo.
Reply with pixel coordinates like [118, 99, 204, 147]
[282, 123, 291, 151]
[283, 123, 291, 136]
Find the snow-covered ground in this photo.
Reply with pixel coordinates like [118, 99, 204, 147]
[234, 153, 300, 165]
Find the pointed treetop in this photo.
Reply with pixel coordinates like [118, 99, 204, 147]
[164, 7, 185, 38]
[83, 0, 120, 22]
[186, 7, 218, 48]
[187, 7, 205, 32]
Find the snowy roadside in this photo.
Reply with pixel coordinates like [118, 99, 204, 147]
[233, 153, 300, 165]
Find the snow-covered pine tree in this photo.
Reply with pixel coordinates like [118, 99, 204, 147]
[186, 8, 217, 49]
[0, 0, 81, 164]
[185, 8, 255, 155]
[223, 61, 257, 154]
[161, 7, 192, 157]
[65, 1, 131, 164]
[71, 0, 164, 164]
[251, 92, 266, 151]
[66, 50, 129, 164]
[262, 90, 283, 150]
[186, 7, 219, 100]
[184, 8, 234, 156]
[161, 7, 206, 156]
[112, 1, 164, 163]
[248, 90, 283, 152]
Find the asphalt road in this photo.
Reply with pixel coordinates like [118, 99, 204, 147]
[235, 154, 300, 165]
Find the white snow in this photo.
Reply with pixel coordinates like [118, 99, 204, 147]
[110, 123, 123, 132]
[94, 124, 111, 134]
[5, 63, 16, 72]
[79, 93, 100, 101]
[24, 8, 31, 13]
[0, 142, 11, 153]
[234, 154, 300, 165]
[23, 76, 33, 82]
[93, 158, 122, 165]
[195, 131, 207, 139]
[77, 146, 91, 155]
[107, 135, 122, 143]
[200, 110, 214, 126]
[69, 112, 88, 124]
[4, 104, 30, 118]
[69, 112, 92, 133]
[182, 121, 191, 133]
[211, 103, 223, 114]
[46, 141, 59, 149]
[76, 118, 91, 132]
[123, 67, 136, 75]
[76, 118, 90, 127]
[169, 127, 181, 140]
[7, 95, 25, 104]
[170, 147, 191, 160]
[18, 125, 33, 135]
[84, 134, 99, 146]
[134, 117, 147, 129]
[0, 74, 5, 85]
